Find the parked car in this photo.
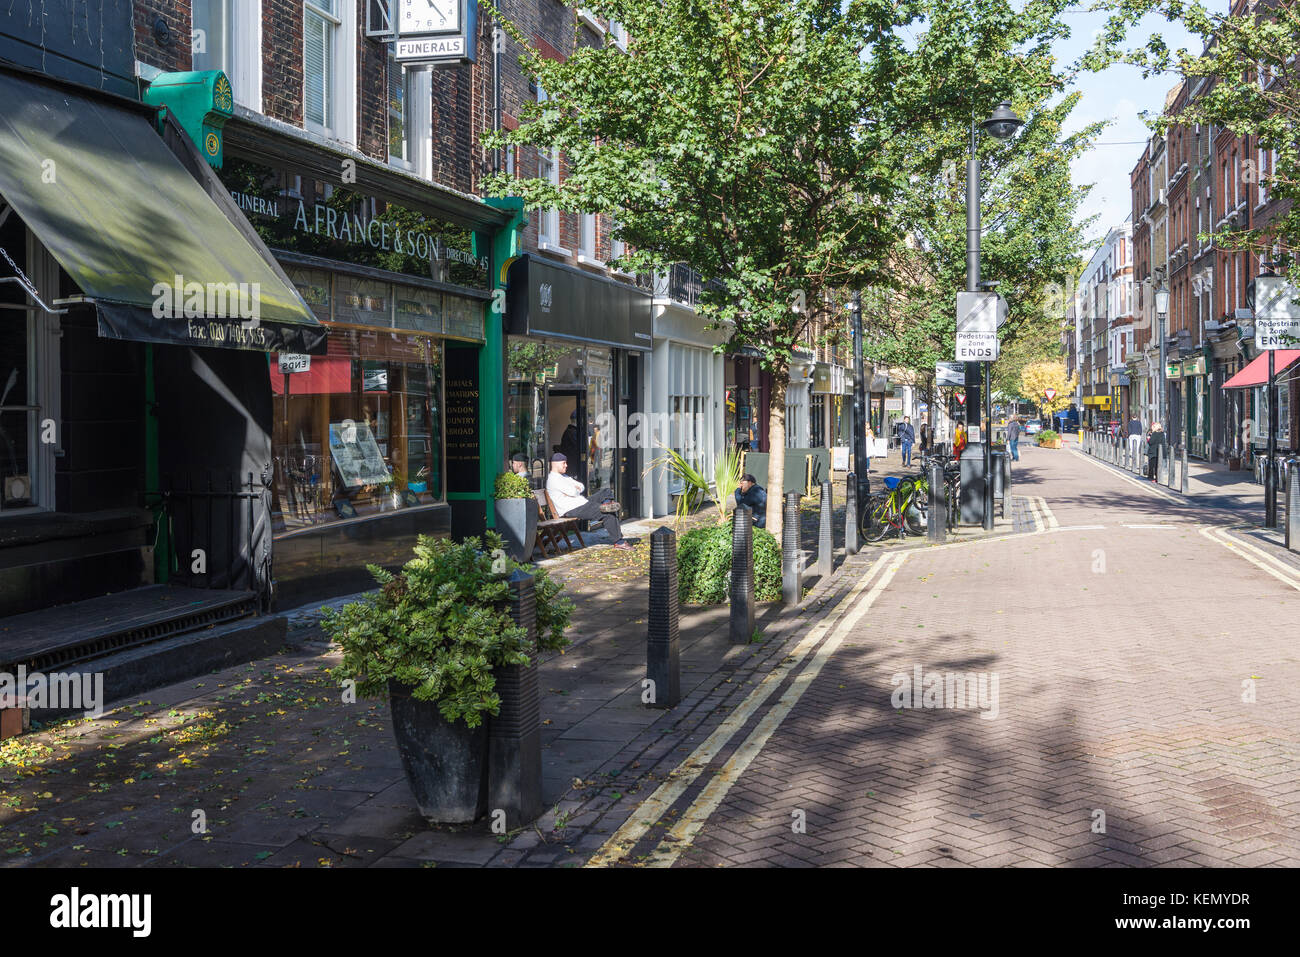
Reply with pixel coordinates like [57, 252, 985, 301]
[1025, 419, 1043, 435]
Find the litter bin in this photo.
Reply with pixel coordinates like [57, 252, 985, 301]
[959, 442, 987, 525]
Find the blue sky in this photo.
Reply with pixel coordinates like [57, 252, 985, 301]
[1053, 5, 1201, 242]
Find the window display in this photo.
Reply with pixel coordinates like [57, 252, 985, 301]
[270, 329, 442, 531]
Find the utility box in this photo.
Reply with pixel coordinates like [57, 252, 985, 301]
[960, 442, 987, 525]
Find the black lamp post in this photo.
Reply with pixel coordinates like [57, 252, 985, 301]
[966, 100, 1022, 531]
[1154, 281, 1169, 431]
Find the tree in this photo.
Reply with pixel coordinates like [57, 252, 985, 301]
[1020, 361, 1076, 418]
[1089, 1, 1300, 279]
[485, 0, 1087, 536]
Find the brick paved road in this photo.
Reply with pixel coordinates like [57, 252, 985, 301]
[596, 439, 1300, 867]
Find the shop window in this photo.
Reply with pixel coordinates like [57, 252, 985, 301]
[0, 294, 37, 512]
[193, 0, 261, 110]
[579, 213, 596, 261]
[269, 330, 443, 532]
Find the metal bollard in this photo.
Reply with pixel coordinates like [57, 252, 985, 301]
[489, 569, 543, 827]
[1287, 461, 1300, 552]
[1158, 443, 1167, 486]
[1002, 450, 1012, 517]
[646, 527, 681, 708]
[817, 481, 833, 579]
[1180, 445, 1189, 493]
[845, 471, 859, 555]
[928, 461, 946, 543]
[729, 508, 755, 645]
[782, 491, 802, 606]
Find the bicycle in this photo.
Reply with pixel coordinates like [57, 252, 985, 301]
[861, 472, 928, 542]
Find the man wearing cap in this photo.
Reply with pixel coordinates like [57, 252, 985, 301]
[509, 452, 530, 479]
[546, 453, 632, 550]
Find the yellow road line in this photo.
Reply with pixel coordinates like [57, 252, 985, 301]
[1210, 525, 1300, 581]
[1034, 496, 1059, 530]
[1199, 526, 1300, 593]
[584, 554, 891, 868]
[642, 553, 909, 867]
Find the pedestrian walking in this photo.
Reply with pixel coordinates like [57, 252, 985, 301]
[898, 416, 916, 467]
[919, 421, 931, 456]
[1006, 416, 1022, 461]
[1145, 422, 1167, 481]
[1126, 413, 1143, 463]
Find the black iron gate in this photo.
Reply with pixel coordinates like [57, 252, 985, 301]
[162, 470, 272, 610]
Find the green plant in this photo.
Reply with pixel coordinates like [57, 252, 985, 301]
[494, 471, 531, 499]
[712, 447, 743, 525]
[676, 524, 782, 604]
[322, 533, 573, 728]
[646, 446, 711, 523]
[1037, 429, 1059, 444]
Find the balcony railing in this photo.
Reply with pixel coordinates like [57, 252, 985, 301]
[653, 263, 726, 309]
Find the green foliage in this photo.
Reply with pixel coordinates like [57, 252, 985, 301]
[677, 524, 782, 605]
[322, 533, 573, 728]
[712, 446, 743, 525]
[1037, 429, 1060, 444]
[494, 471, 531, 499]
[646, 446, 711, 523]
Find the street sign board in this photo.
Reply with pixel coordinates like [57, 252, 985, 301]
[956, 393, 967, 406]
[935, 361, 965, 388]
[955, 292, 1005, 362]
[1254, 276, 1300, 350]
[278, 353, 311, 374]
[1044, 388, 1057, 402]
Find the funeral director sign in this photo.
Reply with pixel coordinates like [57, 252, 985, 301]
[392, 0, 477, 65]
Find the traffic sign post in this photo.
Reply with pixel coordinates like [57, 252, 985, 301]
[1253, 276, 1300, 527]
[955, 292, 1006, 363]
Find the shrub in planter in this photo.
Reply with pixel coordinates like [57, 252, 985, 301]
[1037, 429, 1060, 447]
[677, 524, 782, 604]
[322, 533, 572, 821]
[493, 471, 537, 561]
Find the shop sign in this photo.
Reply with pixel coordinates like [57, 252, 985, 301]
[884, 398, 903, 411]
[445, 346, 481, 495]
[1165, 362, 1182, 379]
[219, 156, 489, 290]
[1182, 356, 1206, 377]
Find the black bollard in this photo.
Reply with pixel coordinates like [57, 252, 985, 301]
[928, 460, 946, 543]
[782, 491, 802, 606]
[729, 507, 755, 644]
[646, 527, 681, 709]
[817, 481, 833, 579]
[488, 569, 543, 828]
[845, 471, 859, 555]
[1287, 460, 1300, 552]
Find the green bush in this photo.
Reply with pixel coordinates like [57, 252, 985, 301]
[1037, 429, 1059, 444]
[677, 524, 782, 604]
[322, 533, 572, 728]
[494, 471, 531, 499]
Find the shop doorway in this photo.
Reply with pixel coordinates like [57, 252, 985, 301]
[547, 389, 586, 484]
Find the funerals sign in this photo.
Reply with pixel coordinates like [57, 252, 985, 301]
[385, 0, 477, 66]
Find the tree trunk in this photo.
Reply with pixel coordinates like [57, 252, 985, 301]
[765, 371, 789, 538]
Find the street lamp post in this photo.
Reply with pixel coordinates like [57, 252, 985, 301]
[965, 101, 1022, 531]
[851, 289, 869, 511]
[1154, 282, 1169, 432]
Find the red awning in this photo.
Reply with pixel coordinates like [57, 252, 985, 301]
[1221, 350, 1300, 389]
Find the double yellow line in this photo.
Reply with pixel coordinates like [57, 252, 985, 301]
[1199, 525, 1300, 592]
[585, 552, 908, 868]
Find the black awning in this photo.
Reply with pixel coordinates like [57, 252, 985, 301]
[505, 255, 651, 351]
[0, 66, 325, 355]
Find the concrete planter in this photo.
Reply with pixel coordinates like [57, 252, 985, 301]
[387, 680, 489, 824]
[494, 497, 537, 562]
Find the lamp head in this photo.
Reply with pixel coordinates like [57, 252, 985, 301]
[1154, 285, 1170, 316]
[981, 101, 1023, 140]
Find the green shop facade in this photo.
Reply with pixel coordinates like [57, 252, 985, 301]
[0, 52, 528, 619]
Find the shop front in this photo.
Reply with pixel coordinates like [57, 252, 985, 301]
[1182, 355, 1210, 459]
[0, 63, 326, 618]
[726, 350, 769, 454]
[811, 362, 853, 467]
[1208, 331, 1244, 462]
[504, 255, 651, 517]
[215, 119, 504, 605]
[645, 299, 726, 518]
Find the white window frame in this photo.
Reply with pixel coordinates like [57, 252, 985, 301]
[609, 19, 628, 50]
[578, 7, 605, 34]
[192, 1, 263, 111]
[387, 57, 432, 177]
[537, 147, 563, 252]
[577, 213, 599, 265]
[303, 0, 357, 145]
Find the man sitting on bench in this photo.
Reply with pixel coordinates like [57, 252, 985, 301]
[546, 453, 632, 550]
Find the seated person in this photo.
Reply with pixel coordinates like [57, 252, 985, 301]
[545, 453, 632, 550]
[734, 473, 767, 527]
[509, 452, 531, 481]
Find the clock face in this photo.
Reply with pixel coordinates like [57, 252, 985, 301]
[400, 0, 460, 33]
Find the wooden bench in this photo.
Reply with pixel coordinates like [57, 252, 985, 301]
[533, 490, 584, 557]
